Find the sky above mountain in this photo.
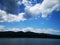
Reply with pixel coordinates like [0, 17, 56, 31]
[0, 0, 60, 35]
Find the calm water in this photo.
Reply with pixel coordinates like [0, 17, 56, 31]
[0, 38, 60, 45]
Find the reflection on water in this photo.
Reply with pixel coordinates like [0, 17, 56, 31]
[0, 38, 60, 45]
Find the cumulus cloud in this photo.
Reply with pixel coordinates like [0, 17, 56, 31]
[24, 0, 60, 18]
[0, 10, 26, 22]
[0, 0, 60, 22]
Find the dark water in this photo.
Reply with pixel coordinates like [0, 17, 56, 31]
[0, 38, 60, 45]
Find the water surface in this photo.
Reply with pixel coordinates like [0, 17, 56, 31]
[0, 38, 60, 45]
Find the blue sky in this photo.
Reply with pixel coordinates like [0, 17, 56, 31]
[0, 0, 60, 35]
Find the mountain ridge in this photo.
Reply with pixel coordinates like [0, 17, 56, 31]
[0, 31, 60, 39]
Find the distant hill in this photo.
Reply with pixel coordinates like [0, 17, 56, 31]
[0, 31, 60, 39]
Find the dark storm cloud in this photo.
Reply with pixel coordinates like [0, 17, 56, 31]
[0, 0, 19, 14]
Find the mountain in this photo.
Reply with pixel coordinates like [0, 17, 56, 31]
[0, 31, 60, 39]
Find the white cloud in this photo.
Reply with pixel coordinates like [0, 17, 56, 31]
[0, 10, 26, 22]
[0, 0, 60, 22]
[8, 27, 60, 35]
[22, 27, 60, 35]
[0, 25, 60, 35]
[17, 0, 22, 5]
[0, 25, 5, 31]
[7, 28, 21, 32]
[24, 0, 60, 18]
[22, 0, 32, 7]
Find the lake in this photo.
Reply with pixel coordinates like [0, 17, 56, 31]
[0, 38, 60, 45]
